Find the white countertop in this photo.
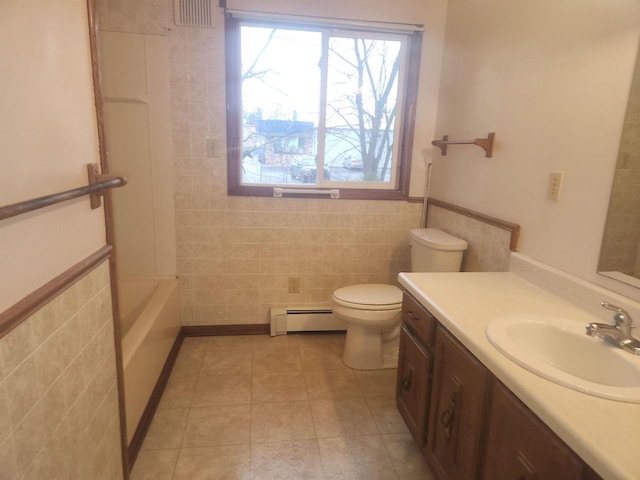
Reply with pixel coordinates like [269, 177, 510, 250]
[398, 271, 640, 480]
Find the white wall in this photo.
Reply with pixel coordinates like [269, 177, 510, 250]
[0, 0, 107, 311]
[430, 0, 640, 298]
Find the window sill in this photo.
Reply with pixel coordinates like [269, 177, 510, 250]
[228, 184, 409, 201]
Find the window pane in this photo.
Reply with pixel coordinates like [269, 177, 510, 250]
[324, 36, 402, 184]
[240, 26, 322, 185]
[229, 17, 417, 198]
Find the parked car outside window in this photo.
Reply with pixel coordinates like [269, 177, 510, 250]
[290, 155, 331, 183]
[342, 155, 363, 169]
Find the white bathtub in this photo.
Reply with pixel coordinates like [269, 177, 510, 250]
[119, 276, 181, 444]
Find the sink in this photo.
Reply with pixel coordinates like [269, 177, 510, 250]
[486, 315, 640, 403]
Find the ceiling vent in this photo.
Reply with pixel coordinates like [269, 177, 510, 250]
[173, 0, 216, 28]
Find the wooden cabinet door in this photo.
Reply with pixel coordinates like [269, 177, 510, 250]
[426, 326, 488, 480]
[482, 381, 584, 480]
[396, 325, 433, 447]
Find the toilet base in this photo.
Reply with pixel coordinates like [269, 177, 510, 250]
[343, 325, 399, 370]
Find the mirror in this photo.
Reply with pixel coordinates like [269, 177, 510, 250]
[597, 44, 640, 288]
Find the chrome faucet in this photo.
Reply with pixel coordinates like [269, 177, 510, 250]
[585, 302, 640, 355]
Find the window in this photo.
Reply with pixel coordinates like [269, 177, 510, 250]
[226, 15, 421, 199]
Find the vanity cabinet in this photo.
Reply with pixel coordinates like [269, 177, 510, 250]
[426, 325, 489, 480]
[396, 325, 432, 447]
[397, 291, 603, 480]
[482, 381, 584, 480]
[396, 293, 437, 447]
[401, 291, 437, 347]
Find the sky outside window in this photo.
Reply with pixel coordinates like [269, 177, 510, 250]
[241, 26, 321, 124]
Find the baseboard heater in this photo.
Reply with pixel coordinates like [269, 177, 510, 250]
[270, 307, 346, 336]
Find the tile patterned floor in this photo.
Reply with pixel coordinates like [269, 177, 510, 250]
[131, 333, 435, 480]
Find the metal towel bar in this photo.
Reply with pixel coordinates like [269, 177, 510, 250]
[0, 163, 127, 221]
[273, 187, 340, 198]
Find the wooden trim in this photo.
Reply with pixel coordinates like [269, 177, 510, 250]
[0, 245, 112, 339]
[398, 31, 422, 198]
[86, 2, 130, 478]
[183, 323, 271, 336]
[87, 0, 108, 172]
[128, 331, 185, 468]
[225, 16, 242, 197]
[427, 198, 521, 252]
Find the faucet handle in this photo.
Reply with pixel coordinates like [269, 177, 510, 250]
[601, 301, 633, 329]
[601, 301, 630, 315]
[601, 301, 624, 313]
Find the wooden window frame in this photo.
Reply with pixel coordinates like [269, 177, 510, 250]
[224, 15, 422, 200]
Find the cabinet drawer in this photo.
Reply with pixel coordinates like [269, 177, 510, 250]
[402, 292, 436, 348]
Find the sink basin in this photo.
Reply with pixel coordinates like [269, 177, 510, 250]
[486, 315, 640, 403]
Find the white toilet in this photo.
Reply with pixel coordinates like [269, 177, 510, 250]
[331, 228, 468, 370]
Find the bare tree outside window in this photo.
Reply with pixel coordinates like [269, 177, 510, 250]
[325, 36, 401, 182]
[227, 18, 417, 196]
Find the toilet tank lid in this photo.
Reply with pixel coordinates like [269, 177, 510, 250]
[410, 228, 468, 251]
[332, 284, 402, 308]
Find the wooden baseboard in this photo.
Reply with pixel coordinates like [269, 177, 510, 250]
[127, 331, 184, 468]
[182, 323, 270, 336]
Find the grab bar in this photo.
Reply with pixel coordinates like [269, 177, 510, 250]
[0, 163, 127, 221]
[432, 132, 495, 157]
[273, 187, 340, 198]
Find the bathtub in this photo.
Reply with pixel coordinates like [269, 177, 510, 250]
[119, 276, 181, 444]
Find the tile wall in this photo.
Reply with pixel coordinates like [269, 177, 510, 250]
[98, 0, 423, 326]
[0, 262, 123, 479]
[427, 204, 513, 272]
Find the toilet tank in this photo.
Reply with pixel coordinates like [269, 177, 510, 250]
[410, 228, 468, 272]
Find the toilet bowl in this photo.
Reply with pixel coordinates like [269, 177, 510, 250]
[331, 284, 403, 370]
[331, 228, 468, 370]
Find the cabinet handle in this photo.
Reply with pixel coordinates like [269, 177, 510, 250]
[440, 392, 457, 441]
[406, 311, 417, 321]
[516, 451, 537, 480]
[402, 369, 413, 391]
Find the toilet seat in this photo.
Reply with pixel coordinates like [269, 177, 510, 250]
[332, 284, 402, 311]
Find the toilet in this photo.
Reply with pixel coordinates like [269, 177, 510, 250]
[331, 228, 468, 370]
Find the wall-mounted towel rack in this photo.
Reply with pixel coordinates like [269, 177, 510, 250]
[273, 187, 340, 198]
[0, 163, 127, 221]
[432, 132, 495, 157]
